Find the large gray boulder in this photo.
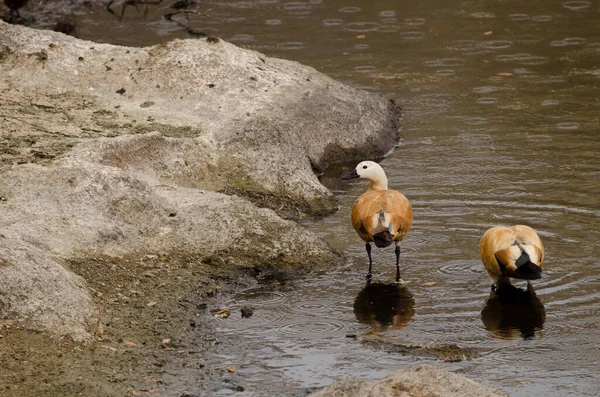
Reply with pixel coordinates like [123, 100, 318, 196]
[0, 21, 402, 339]
[0, 20, 401, 214]
[309, 365, 508, 397]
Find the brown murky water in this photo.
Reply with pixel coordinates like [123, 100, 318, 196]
[14, 0, 600, 395]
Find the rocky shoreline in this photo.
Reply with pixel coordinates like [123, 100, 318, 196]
[0, 21, 504, 396]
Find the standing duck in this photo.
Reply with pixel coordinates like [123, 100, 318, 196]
[342, 161, 413, 283]
[479, 225, 544, 291]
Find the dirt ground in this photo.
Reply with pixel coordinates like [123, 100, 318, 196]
[0, 253, 315, 396]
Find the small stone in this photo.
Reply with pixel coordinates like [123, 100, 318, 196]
[240, 306, 254, 318]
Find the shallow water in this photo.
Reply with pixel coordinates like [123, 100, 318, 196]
[18, 0, 600, 395]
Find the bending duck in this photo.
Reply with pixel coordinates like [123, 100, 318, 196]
[479, 225, 544, 291]
[342, 161, 413, 283]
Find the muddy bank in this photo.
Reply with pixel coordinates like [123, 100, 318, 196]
[0, 253, 321, 396]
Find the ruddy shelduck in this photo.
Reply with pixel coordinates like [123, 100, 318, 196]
[479, 225, 544, 291]
[342, 161, 413, 283]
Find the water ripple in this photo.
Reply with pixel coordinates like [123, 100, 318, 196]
[322, 18, 343, 27]
[402, 17, 427, 26]
[345, 21, 381, 32]
[477, 97, 498, 105]
[424, 58, 465, 67]
[508, 13, 530, 21]
[401, 31, 425, 40]
[339, 6, 361, 13]
[495, 53, 549, 65]
[228, 33, 256, 43]
[283, 1, 311, 15]
[277, 41, 305, 50]
[379, 10, 396, 18]
[563, 1, 591, 11]
[551, 37, 587, 47]
[277, 318, 348, 336]
[472, 86, 509, 94]
[557, 122, 581, 130]
[436, 69, 455, 76]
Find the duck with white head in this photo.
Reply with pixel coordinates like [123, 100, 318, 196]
[342, 161, 413, 283]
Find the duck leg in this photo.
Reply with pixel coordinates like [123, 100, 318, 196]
[395, 244, 402, 283]
[365, 242, 373, 283]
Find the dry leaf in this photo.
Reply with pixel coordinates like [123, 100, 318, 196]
[227, 365, 236, 373]
[212, 308, 231, 318]
[123, 340, 136, 346]
[421, 281, 438, 286]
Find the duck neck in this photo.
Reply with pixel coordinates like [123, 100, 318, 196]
[370, 177, 388, 191]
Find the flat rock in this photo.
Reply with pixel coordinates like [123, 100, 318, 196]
[309, 365, 508, 397]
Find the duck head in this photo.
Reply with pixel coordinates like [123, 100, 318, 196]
[342, 161, 388, 190]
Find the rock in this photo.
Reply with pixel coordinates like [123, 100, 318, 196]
[0, 148, 341, 267]
[240, 305, 254, 318]
[0, 20, 402, 216]
[309, 365, 508, 397]
[0, 19, 401, 340]
[357, 334, 480, 362]
[0, 238, 95, 341]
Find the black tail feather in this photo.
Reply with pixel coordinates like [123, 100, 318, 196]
[513, 258, 542, 280]
[515, 250, 530, 267]
[373, 231, 393, 248]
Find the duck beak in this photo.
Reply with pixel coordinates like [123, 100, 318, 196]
[342, 169, 360, 180]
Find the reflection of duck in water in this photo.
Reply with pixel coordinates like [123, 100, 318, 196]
[481, 284, 546, 340]
[3, 0, 28, 22]
[353, 282, 415, 330]
[479, 225, 544, 291]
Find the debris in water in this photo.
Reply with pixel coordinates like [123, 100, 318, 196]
[240, 305, 254, 318]
[211, 308, 230, 318]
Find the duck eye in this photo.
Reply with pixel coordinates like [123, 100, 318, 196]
[362, 165, 368, 169]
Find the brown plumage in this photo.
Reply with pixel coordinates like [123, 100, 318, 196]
[342, 161, 413, 283]
[479, 225, 544, 291]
